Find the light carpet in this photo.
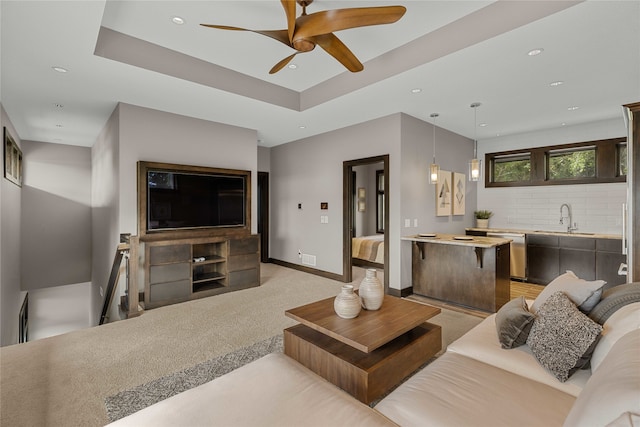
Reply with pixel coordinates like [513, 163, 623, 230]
[1, 264, 483, 427]
[105, 304, 483, 422]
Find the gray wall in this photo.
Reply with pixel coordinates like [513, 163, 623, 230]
[270, 114, 402, 284]
[258, 146, 271, 172]
[269, 113, 476, 292]
[91, 105, 120, 323]
[91, 103, 259, 322]
[20, 140, 92, 290]
[0, 105, 22, 346]
[399, 114, 476, 288]
[353, 163, 382, 237]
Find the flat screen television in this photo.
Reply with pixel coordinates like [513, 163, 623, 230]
[138, 161, 251, 236]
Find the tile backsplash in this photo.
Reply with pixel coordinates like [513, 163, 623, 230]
[478, 182, 626, 236]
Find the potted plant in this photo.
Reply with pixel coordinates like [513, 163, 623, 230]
[474, 210, 493, 228]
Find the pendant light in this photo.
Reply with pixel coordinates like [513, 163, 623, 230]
[469, 102, 482, 181]
[429, 113, 440, 184]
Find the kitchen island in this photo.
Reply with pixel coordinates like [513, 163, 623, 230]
[402, 234, 511, 312]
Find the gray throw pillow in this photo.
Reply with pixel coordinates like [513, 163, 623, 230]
[530, 271, 606, 314]
[589, 283, 640, 325]
[526, 291, 603, 382]
[495, 296, 535, 349]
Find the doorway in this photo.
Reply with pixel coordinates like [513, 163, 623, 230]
[343, 155, 389, 291]
[258, 172, 269, 263]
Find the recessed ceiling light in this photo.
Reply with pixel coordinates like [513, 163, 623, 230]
[52, 66, 68, 73]
[567, 106, 580, 111]
[171, 16, 185, 25]
[288, 64, 298, 69]
[479, 123, 488, 127]
[299, 125, 306, 129]
[527, 48, 544, 56]
[411, 88, 422, 94]
[549, 81, 564, 87]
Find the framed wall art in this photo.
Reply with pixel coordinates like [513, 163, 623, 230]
[436, 170, 452, 216]
[452, 172, 466, 215]
[3, 127, 22, 187]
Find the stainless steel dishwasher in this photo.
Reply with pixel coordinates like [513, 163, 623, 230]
[487, 232, 526, 280]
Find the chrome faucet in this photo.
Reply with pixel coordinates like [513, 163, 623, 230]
[560, 203, 578, 233]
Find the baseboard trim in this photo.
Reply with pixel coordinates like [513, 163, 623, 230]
[268, 258, 346, 282]
[388, 286, 413, 298]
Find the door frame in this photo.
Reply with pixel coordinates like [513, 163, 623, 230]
[343, 155, 389, 292]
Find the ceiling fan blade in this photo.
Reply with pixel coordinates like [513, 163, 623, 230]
[269, 53, 298, 74]
[200, 25, 291, 47]
[314, 33, 363, 72]
[280, 0, 297, 43]
[294, 6, 406, 40]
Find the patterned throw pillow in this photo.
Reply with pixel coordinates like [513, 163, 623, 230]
[526, 291, 603, 382]
[495, 296, 535, 349]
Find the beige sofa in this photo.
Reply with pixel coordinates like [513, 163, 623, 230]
[108, 296, 640, 427]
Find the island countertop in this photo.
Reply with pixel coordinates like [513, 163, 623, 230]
[402, 233, 511, 249]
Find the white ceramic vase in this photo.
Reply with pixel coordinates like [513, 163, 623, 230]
[359, 268, 384, 310]
[334, 285, 361, 319]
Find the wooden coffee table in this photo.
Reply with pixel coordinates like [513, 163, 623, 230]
[284, 294, 441, 404]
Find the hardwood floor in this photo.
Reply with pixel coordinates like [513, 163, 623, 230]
[510, 281, 545, 300]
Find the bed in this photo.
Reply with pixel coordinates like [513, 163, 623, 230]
[352, 234, 384, 268]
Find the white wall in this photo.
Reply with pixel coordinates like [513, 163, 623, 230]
[477, 118, 627, 235]
[20, 140, 92, 290]
[0, 105, 22, 346]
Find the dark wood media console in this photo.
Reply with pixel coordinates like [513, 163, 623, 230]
[141, 234, 260, 309]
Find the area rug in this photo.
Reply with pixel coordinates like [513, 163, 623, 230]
[104, 334, 283, 422]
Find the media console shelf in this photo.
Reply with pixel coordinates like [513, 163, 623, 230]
[142, 234, 260, 309]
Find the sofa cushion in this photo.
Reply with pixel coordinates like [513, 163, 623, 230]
[531, 270, 606, 314]
[105, 353, 396, 427]
[591, 302, 640, 373]
[495, 296, 535, 349]
[375, 352, 576, 427]
[563, 329, 640, 427]
[447, 312, 590, 396]
[527, 292, 603, 382]
[589, 283, 640, 325]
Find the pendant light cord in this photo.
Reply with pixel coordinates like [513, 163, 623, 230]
[430, 113, 439, 162]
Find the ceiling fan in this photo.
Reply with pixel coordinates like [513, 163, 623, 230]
[201, 0, 406, 74]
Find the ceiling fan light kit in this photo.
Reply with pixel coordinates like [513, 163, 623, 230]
[201, 0, 406, 74]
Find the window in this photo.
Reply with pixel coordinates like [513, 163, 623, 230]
[548, 146, 596, 180]
[486, 137, 626, 187]
[492, 153, 531, 183]
[376, 170, 385, 233]
[618, 142, 628, 176]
